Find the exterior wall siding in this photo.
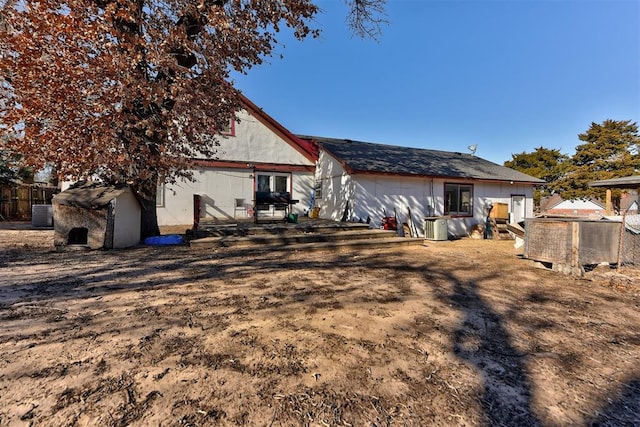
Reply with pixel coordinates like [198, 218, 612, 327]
[53, 204, 108, 249]
[215, 110, 312, 165]
[314, 151, 353, 222]
[158, 168, 314, 226]
[315, 149, 535, 238]
[112, 190, 142, 248]
[156, 108, 315, 226]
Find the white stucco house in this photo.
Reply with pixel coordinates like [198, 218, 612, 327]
[301, 136, 545, 238]
[155, 96, 543, 236]
[156, 95, 318, 226]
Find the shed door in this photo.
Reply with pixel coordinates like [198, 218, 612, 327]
[511, 195, 525, 224]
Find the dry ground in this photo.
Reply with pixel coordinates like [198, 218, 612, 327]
[0, 224, 639, 426]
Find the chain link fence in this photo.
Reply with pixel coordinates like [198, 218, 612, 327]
[621, 213, 640, 268]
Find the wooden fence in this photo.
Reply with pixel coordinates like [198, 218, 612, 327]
[0, 184, 59, 221]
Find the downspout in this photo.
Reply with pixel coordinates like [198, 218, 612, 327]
[428, 178, 435, 217]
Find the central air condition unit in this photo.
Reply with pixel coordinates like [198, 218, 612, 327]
[424, 217, 448, 241]
[32, 204, 53, 227]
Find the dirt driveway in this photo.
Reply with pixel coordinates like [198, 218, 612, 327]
[0, 226, 639, 426]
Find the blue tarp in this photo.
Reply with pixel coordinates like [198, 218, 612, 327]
[144, 234, 185, 246]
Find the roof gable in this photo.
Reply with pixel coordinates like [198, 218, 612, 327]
[240, 95, 318, 162]
[304, 136, 545, 184]
[540, 193, 564, 211]
[621, 191, 639, 210]
[551, 198, 605, 210]
[541, 194, 606, 211]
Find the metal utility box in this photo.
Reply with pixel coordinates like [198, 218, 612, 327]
[424, 217, 448, 241]
[31, 204, 53, 227]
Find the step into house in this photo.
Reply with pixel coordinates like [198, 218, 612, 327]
[189, 219, 425, 252]
[490, 218, 514, 240]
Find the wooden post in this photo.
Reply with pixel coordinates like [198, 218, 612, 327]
[571, 221, 580, 268]
[617, 211, 627, 269]
[605, 188, 612, 215]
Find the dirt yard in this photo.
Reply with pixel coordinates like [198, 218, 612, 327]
[0, 224, 639, 426]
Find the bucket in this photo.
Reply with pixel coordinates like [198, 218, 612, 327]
[381, 216, 397, 230]
[287, 213, 299, 224]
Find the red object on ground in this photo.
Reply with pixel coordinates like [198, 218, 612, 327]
[381, 216, 397, 230]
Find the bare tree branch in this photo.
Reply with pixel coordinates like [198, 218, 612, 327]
[345, 0, 388, 40]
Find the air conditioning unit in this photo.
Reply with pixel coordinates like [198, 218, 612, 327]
[32, 204, 53, 227]
[424, 217, 448, 241]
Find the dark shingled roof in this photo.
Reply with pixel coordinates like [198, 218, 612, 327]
[302, 136, 545, 184]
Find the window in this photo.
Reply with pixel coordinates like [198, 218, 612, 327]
[274, 175, 288, 193]
[156, 181, 165, 207]
[219, 119, 235, 136]
[256, 173, 290, 193]
[444, 183, 473, 216]
[256, 173, 291, 211]
[257, 175, 270, 192]
[314, 180, 322, 200]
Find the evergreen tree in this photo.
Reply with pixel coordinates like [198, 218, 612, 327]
[555, 120, 640, 203]
[504, 147, 569, 206]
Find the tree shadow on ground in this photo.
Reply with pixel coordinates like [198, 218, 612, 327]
[588, 377, 640, 426]
[1, 243, 639, 425]
[431, 272, 541, 425]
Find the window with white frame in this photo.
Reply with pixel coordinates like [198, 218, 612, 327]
[156, 181, 165, 207]
[444, 183, 473, 216]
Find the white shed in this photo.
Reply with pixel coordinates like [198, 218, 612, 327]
[52, 182, 141, 249]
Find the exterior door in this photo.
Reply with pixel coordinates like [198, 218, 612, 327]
[511, 195, 525, 224]
[255, 173, 290, 218]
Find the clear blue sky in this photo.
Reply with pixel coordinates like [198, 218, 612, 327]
[232, 0, 639, 165]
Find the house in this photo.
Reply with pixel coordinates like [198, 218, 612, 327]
[302, 136, 544, 237]
[52, 182, 141, 249]
[589, 175, 640, 215]
[540, 194, 606, 218]
[540, 191, 639, 217]
[621, 191, 639, 214]
[155, 96, 543, 236]
[156, 95, 317, 226]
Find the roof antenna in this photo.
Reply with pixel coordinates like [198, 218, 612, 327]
[467, 144, 478, 156]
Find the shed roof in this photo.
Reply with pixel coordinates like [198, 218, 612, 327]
[588, 175, 640, 189]
[302, 136, 545, 184]
[53, 181, 135, 210]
